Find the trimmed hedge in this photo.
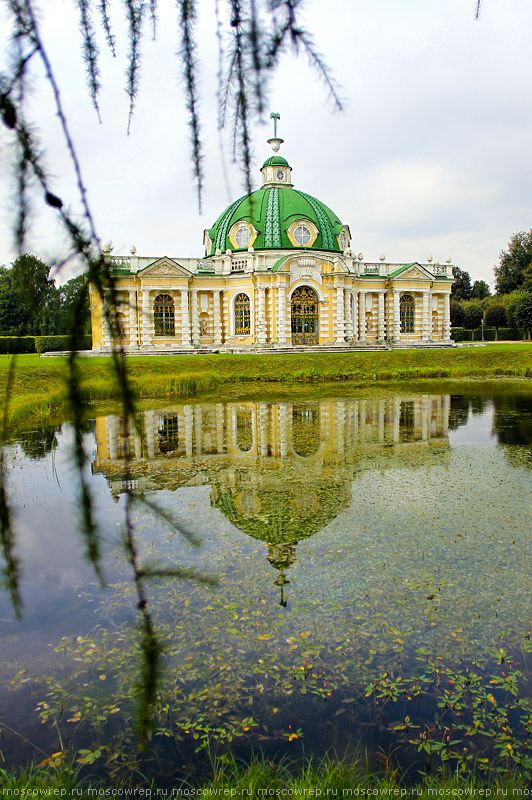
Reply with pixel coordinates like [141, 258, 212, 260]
[451, 327, 472, 342]
[452, 327, 524, 342]
[0, 337, 37, 354]
[35, 335, 92, 353]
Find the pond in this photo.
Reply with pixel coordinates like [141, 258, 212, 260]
[1, 385, 532, 783]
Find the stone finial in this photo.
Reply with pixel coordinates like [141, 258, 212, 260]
[130, 245, 137, 255]
[427, 255, 433, 263]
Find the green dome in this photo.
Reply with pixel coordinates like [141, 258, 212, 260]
[262, 155, 289, 167]
[206, 185, 345, 256]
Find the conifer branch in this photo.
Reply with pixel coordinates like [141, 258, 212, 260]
[75, 0, 102, 121]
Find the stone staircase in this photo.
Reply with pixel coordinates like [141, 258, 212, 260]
[44, 340, 455, 357]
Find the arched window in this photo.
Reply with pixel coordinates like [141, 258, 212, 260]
[400, 294, 415, 333]
[234, 293, 251, 335]
[158, 413, 179, 454]
[236, 408, 253, 452]
[293, 224, 312, 246]
[234, 225, 252, 248]
[154, 294, 175, 336]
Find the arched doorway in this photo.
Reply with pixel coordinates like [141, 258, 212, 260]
[291, 286, 319, 345]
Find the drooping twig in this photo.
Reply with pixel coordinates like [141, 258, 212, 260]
[75, 0, 102, 121]
[178, 0, 204, 212]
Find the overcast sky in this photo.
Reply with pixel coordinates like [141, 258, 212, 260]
[1, 0, 532, 288]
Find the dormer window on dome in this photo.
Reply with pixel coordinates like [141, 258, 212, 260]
[338, 226, 351, 252]
[294, 225, 312, 245]
[229, 221, 257, 251]
[286, 219, 319, 248]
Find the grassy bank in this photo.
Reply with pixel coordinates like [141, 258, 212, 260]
[1, 344, 532, 427]
[2, 753, 530, 796]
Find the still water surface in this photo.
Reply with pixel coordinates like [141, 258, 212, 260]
[1, 387, 532, 781]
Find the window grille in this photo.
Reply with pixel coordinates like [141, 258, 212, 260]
[154, 294, 175, 336]
[234, 293, 251, 335]
[400, 294, 415, 333]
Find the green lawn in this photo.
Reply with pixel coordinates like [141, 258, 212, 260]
[1, 343, 531, 428]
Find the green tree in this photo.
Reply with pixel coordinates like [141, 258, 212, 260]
[514, 294, 532, 339]
[6, 254, 59, 336]
[450, 299, 465, 327]
[451, 267, 473, 300]
[471, 280, 491, 300]
[0, 267, 25, 335]
[59, 275, 91, 336]
[463, 302, 483, 330]
[484, 303, 507, 340]
[494, 230, 532, 295]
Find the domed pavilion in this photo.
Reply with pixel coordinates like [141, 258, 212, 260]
[90, 117, 454, 352]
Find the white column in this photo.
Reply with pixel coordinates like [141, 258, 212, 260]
[279, 403, 289, 457]
[216, 403, 225, 452]
[257, 286, 267, 344]
[335, 401, 345, 453]
[422, 290, 430, 340]
[194, 406, 202, 453]
[353, 291, 359, 340]
[393, 398, 401, 442]
[378, 399, 385, 442]
[377, 291, 385, 342]
[145, 410, 155, 459]
[108, 415, 118, 460]
[133, 424, 142, 459]
[181, 288, 191, 347]
[421, 395, 430, 441]
[191, 290, 199, 346]
[359, 399, 367, 442]
[344, 291, 353, 340]
[393, 290, 401, 341]
[442, 394, 450, 431]
[443, 293, 451, 340]
[335, 281, 345, 342]
[184, 405, 193, 456]
[141, 289, 151, 347]
[213, 290, 222, 345]
[358, 290, 367, 341]
[259, 403, 268, 455]
[277, 283, 287, 344]
[128, 289, 138, 349]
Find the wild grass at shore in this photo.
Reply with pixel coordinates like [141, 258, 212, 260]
[1, 344, 531, 427]
[1, 752, 530, 796]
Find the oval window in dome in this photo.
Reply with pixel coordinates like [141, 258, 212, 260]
[234, 225, 252, 248]
[339, 230, 347, 250]
[293, 224, 312, 246]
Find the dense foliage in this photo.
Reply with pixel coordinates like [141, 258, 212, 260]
[0, 256, 90, 337]
[494, 230, 532, 295]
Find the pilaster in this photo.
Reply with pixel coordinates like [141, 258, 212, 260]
[335, 281, 345, 343]
[377, 291, 385, 341]
[257, 285, 267, 344]
[191, 290, 199, 346]
[358, 290, 367, 341]
[181, 288, 192, 347]
[213, 289, 223, 345]
[393, 290, 401, 341]
[128, 289, 138, 349]
[443, 293, 451, 340]
[141, 289, 151, 348]
[277, 282, 287, 343]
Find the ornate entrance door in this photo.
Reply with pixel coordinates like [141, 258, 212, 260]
[291, 286, 319, 345]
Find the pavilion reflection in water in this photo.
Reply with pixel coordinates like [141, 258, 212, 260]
[93, 396, 450, 605]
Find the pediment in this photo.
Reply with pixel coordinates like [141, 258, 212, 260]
[392, 262, 433, 282]
[138, 257, 192, 278]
